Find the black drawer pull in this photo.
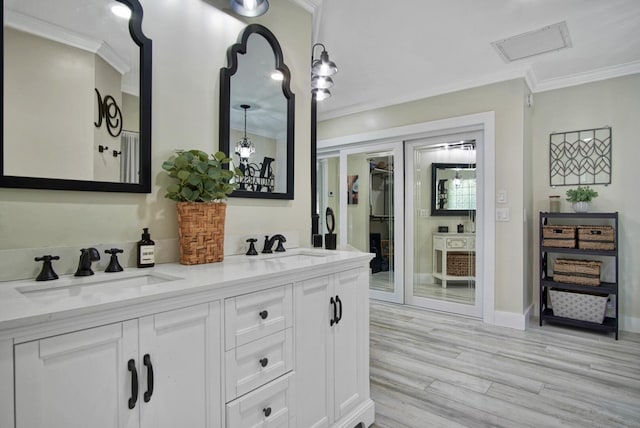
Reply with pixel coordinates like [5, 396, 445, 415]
[143, 354, 154, 403]
[260, 357, 269, 367]
[335, 295, 343, 324]
[590, 230, 602, 235]
[263, 407, 272, 417]
[128, 359, 138, 409]
[259, 310, 268, 320]
[330, 296, 337, 326]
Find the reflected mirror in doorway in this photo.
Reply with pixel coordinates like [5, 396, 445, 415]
[431, 163, 476, 216]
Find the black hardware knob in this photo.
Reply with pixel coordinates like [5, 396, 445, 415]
[128, 359, 138, 409]
[34, 255, 60, 281]
[263, 407, 272, 417]
[105, 248, 124, 272]
[260, 358, 269, 367]
[259, 310, 268, 320]
[246, 238, 258, 256]
[143, 354, 154, 402]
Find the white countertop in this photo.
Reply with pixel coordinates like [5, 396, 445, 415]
[0, 248, 372, 332]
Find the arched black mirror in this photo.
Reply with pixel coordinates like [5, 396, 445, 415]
[220, 24, 295, 199]
[1, 0, 152, 193]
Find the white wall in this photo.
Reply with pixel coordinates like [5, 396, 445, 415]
[531, 73, 640, 331]
[4, 28, 94, 180]
[0, 0, 312, 281]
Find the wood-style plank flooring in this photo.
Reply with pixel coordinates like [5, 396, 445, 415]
[369, 301, 640, 428]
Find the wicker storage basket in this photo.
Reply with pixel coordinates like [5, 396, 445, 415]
[176, 202, 226, 265]
[446, 252, 475, 276]
[553, 259, 602, 286]
[549, 289, 608, 323]
[542, 225, 576, 248]
[578, 225, 615, 250]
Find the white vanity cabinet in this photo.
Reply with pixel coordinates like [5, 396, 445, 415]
[13, 302, 221, 428]
[295, 268, 370, 428]
[0, 249, 374, 428]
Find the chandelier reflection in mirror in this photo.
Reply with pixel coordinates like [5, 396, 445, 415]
[233, 104, 275, 192]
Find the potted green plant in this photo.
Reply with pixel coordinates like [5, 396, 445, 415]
[162, 150, 243, 264]
[565, 185, 598, 213]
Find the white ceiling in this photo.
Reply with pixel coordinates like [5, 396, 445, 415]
[309, 0, 640, 120]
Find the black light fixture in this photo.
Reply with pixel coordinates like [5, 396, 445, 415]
[230, 0, 269, 17]
[311, 43, 338, 101]
[234, 104, 255, 163]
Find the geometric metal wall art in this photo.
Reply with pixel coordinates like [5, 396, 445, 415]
[549, 127, 611, 186]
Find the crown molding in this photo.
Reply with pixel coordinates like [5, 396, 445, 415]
[5, 9, 129, 76]
[531, 60, 640, 93]
[318, 62, 640, 121]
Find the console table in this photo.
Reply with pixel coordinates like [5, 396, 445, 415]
[432, 233, 476, 288]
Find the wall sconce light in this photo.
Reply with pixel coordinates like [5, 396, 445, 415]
[230, 0, 269, 17]
[453, 170, 463, 187]
[311, 43, 338, 101]
[234, 104, 255, 163]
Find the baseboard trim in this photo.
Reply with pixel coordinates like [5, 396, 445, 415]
[492, 304, 534, 331]
[620, 315, 640, 334]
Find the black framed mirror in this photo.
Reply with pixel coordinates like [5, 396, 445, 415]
[220, 24, 295, 200]
[1, 0, 152, 193]
[431, 162, 476, 216]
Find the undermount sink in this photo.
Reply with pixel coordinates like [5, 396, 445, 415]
[263, 250, 329, 263]
[16, 271, 182, 298]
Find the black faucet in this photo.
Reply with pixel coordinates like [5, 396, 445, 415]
[261, 234, 286, 253]
[75, 248, 101, 276]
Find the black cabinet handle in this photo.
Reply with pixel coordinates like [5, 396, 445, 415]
[260, 357, 269, 367]
[330, 296, 337, 326]
[143, 354, 154, 403]
[128, 359, 138, 409]
[335, 295, 343, 324]
[263, 407, 272, 417]
[259, 310, 268, 320]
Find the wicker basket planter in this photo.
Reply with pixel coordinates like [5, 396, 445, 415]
[542, 225, 576, 248]
[176, 202, 226, 265]
[446, 252, 475, 276]
[553, 258, 602, 286]
[577, 225, 615, 250]
[549, 289, 608, 323]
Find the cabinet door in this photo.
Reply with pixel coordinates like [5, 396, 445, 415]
[139, 302, 221, 428]
[333, 269, 366, 421]
[14, 321, 139, 428]
[294, 275, 333, 428]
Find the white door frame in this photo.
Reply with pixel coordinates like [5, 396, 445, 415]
[318, 111, 495, 323]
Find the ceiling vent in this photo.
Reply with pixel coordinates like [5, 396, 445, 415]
[491, 21, 572, 63]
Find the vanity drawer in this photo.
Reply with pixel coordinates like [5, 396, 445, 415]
[226, 328, 293, 400]
[225, 284, 292, 350]
[446, 237, 470, 250]
[226, 372, 295, 428]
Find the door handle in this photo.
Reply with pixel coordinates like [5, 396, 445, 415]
[143, 354, 154, 402]
[128, 359, 138, 409]
[335, 295, 343, 324]
[330, 296, 337, 326]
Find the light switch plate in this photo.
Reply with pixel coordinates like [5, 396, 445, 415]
[496, 207, 510, 222]
[497, 189, 508, 204]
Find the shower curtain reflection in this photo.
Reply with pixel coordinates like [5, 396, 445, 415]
[120, 131, 139, 184]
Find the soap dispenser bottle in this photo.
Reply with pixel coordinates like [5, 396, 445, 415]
[137, 228, 155, 268]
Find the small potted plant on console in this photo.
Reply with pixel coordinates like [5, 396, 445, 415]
[565, 185, 598, 213]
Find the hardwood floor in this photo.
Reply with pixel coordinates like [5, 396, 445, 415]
[368, 301, 640, 428]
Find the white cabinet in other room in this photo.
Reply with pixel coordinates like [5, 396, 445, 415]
[14, 302, 221, 428]
[295, 268, 369, 428]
